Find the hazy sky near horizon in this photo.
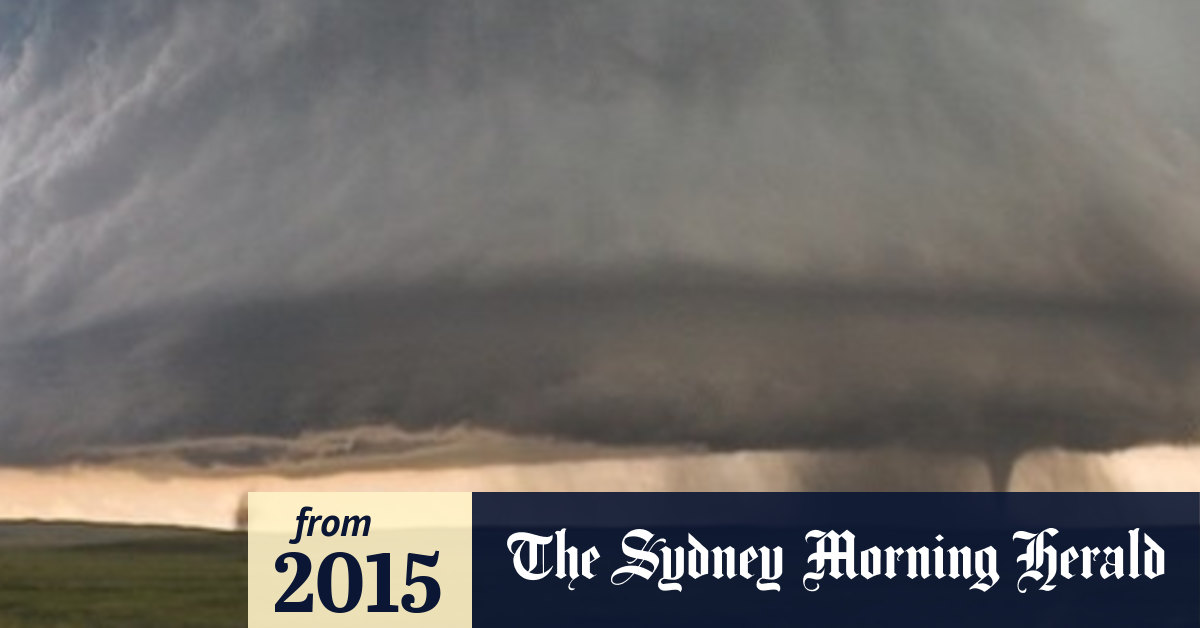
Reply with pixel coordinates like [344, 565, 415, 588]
[3, 1, 1200, 462]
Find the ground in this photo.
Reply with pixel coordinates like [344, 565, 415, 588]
[0, 522, 245, 628]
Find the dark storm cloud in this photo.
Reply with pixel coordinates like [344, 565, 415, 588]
[2, 278, 1199, 465]
[1, 1, 1200, 464]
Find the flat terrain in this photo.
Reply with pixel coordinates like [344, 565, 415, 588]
[0, 522, 245, 628]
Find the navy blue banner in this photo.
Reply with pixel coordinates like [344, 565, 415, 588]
[473, 493, 1200, 627]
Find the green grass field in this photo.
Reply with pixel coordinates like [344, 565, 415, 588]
[0, 522, 245, 628]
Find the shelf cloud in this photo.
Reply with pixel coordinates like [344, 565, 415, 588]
[2, 1, 1200, 469]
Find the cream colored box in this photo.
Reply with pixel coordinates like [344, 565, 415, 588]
[248, 492, 472, 627]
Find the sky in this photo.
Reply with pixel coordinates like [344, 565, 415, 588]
[1, 1, 1200, 464]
